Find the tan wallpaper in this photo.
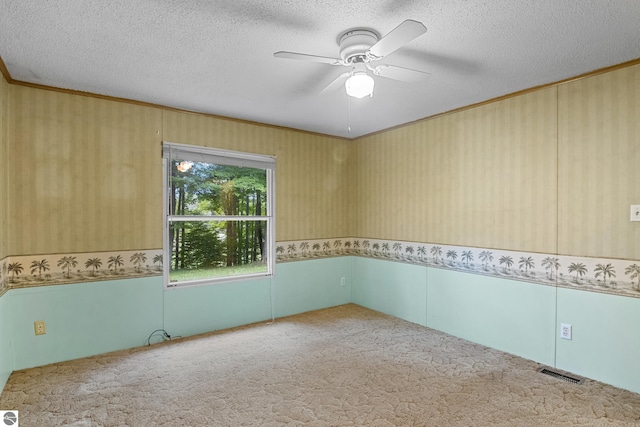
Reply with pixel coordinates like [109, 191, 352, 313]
[0, 73, 8, 260]
[352, 87, 558, 254]
[9, 86, 163, 255]
[558, 64, 640, 259]
[6, 87, 350, 256]
[4, 62, 639, 261]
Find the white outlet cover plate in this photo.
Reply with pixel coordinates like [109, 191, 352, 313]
[560, 323, 572, 340]
[631, 205, 640, 222]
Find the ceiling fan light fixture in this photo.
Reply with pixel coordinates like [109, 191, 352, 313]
[176, 160, 193, 172]
[345, 72, 374, 98]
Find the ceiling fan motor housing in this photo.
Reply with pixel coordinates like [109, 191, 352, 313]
[338, 29, 379, 63]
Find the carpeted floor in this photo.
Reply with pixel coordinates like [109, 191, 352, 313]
[1, 304, 639, 426]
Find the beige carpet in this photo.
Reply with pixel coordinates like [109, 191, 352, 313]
[1, 304, 639, 426]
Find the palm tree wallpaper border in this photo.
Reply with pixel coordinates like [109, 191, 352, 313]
[275, 238, 640, 300]
[1, 240, 639, 300]
[0, 249, 163, 295]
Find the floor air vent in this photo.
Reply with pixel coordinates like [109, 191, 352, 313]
[538, 368, 584, 384]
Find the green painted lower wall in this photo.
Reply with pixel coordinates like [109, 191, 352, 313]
[555, 287, 640, 394]
[352, 257, 427, 326]
[351, 256, 557, 367]
[351, 256, 639, 394]
[2, 257, 353, 390]
[9, 278, 164, 371]
[164, 278, 273, 338]
[427, 268, 556, 366]
[2, 256, 639, 396]
[273, 257, 352, 318]
[0, 294, 13, 391]
[164, 257, 353, 336]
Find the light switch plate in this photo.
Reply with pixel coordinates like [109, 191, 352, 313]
[631, 205, 640, 222]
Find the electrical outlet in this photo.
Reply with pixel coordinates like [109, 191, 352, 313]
[560, 323, 572, 340]
[631, 205, 640, 222]
[340, 277, 346, 287]
[34, 320, 46, 335]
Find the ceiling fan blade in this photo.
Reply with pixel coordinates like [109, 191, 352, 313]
[274, 51, 344, 65]
[320, 72, 350, 94]
[367, 19, 427, 59]
[373, 64, 431, 83]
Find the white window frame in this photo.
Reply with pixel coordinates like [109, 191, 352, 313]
[162, 141, 276, 288]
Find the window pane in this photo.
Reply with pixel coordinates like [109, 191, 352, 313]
[170, 160, 268, 217]
[163, 143, 275, 288]
[168, 220, 269, 284]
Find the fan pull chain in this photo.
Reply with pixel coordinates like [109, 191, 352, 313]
[347, 95, 352, 133]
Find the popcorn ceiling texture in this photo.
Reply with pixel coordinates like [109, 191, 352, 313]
[1, 305, 639, 426]
[1, 0, 640, 138]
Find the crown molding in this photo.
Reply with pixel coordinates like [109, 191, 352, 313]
[0, 55, 12, 83]
[2, 53, 639, 142]
[359, 57, 640, 139]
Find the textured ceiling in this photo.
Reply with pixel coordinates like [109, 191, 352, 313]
[1, 0, 640, 138]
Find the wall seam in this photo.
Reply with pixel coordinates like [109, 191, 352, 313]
[553, 85, 560, 368]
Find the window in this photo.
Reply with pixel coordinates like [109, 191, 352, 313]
[162, 142, 275, 287]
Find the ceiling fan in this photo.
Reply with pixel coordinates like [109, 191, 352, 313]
[274, 19, 430, 98]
